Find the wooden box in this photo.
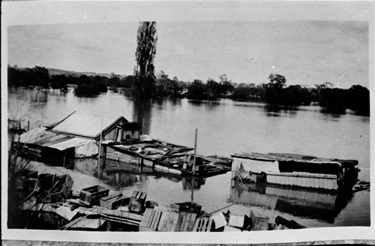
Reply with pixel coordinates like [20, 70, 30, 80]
[228, 214, 245, 229]
[79, 185, 109, 206]
[128, 191, 147, 213]
[170, 202, 202, 214]
[249, 209, 269, 231]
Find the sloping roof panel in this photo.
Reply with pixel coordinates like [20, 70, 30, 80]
[41, 134, 73, 147]
[51, 113, 127, 139]
[19, 127, 57, 144]
[47, 137, 95, 151]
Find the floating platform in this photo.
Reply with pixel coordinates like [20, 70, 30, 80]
[104, 140, 231, 178]
[232, 152, 359, 191]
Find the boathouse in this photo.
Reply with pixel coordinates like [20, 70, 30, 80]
[17, 112, 141, 168]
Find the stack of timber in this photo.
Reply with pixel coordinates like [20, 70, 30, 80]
[139, 208, 197, 232]
[232, 152, 359, 190]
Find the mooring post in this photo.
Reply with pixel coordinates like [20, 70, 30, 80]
[102, 144, 107, 170]
[191, 128, 198, 204]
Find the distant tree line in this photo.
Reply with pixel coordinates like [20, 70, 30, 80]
[8, 66, 369, 115]
[8, 65, 133, 96]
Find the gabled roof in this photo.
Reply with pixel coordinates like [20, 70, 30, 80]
[50, 112, 128, 139]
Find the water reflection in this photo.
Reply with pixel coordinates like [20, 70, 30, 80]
[182, 177, 206, 190]
[320, 108, 345, 119]
[76, 158, 207, 191]
[105, 171, 143, 187]
[264, 104, 299, 118]
[104, 170, 205, 191]
[132, 98, 152, 135]
[49, 89, 69, 98]
[229, 180, 353, 223]
[31, 90, 48, 103]
[188, 100, 221, 110]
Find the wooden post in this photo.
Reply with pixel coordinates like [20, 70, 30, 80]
[193, 129, 197, 175]
[191, 129, 198, 204]
[27, 121, 30, 131]
[98, 119, 103, 180]
[102, 144, 107, 170]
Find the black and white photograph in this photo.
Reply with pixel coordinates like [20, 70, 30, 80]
[2, 1, 374, 245]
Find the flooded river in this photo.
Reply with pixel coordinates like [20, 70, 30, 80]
[8, 87, 370, 228]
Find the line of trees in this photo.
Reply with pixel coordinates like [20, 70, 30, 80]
[7, 65, 135, 96]
[8, 65, 370, 115]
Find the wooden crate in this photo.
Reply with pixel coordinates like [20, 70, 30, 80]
[139, 208, 160, 231]
[157, 211, 179, 232]
[249, 209, 269, 231]
[79, 185, 109, 206]
[177, 212, 197, 232]
[128, 191, 147, 213]
[99, 193, 124, 209]
[193, 217, 214, 232]
[139, 209, 197, 232]
[170, 202, 202, 214]
[228, 214, 245, 229]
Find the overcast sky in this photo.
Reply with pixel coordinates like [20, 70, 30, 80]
[6, 3, 370, 89]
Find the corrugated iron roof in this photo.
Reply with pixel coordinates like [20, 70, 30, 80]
[41, 134, 73, 147]
[19, 127, 57, 144]
[47, 137, 96, 151]
[51, 113, 127, 139]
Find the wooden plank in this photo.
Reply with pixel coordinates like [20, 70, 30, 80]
[91, 206, 142, 222]
[181, 212, 196, 232]
[59, 215, 89, 230]
[170, 213, 180, 231]
[178, 212, 188, 232]
[139, 192, 147, 200]
[157, 211, 169, 232]
[193, 217, 213, 232]
[155, 210, 163, 230]
[194, 218, 206, 232]
[193, 218, 200, 231]
[187, 213, 197, 232]
[147, 209, 156, 228]
[150, 210, 162, 230]
[200, 218, 208, 231]
[162, 212, 173, 231]
[131, 190, 138, 198]
[167, 212, 178, 231]
[149, 210, 157, 229]
[140, 208, 153, 228]
[206, 218, 213, 232]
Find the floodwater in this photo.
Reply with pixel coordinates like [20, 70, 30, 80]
[7, 87, 370, 228]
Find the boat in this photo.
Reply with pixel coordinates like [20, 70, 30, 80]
[231, 152, 359, 191]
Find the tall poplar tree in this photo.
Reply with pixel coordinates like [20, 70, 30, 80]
[133, 21, 158, 98]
